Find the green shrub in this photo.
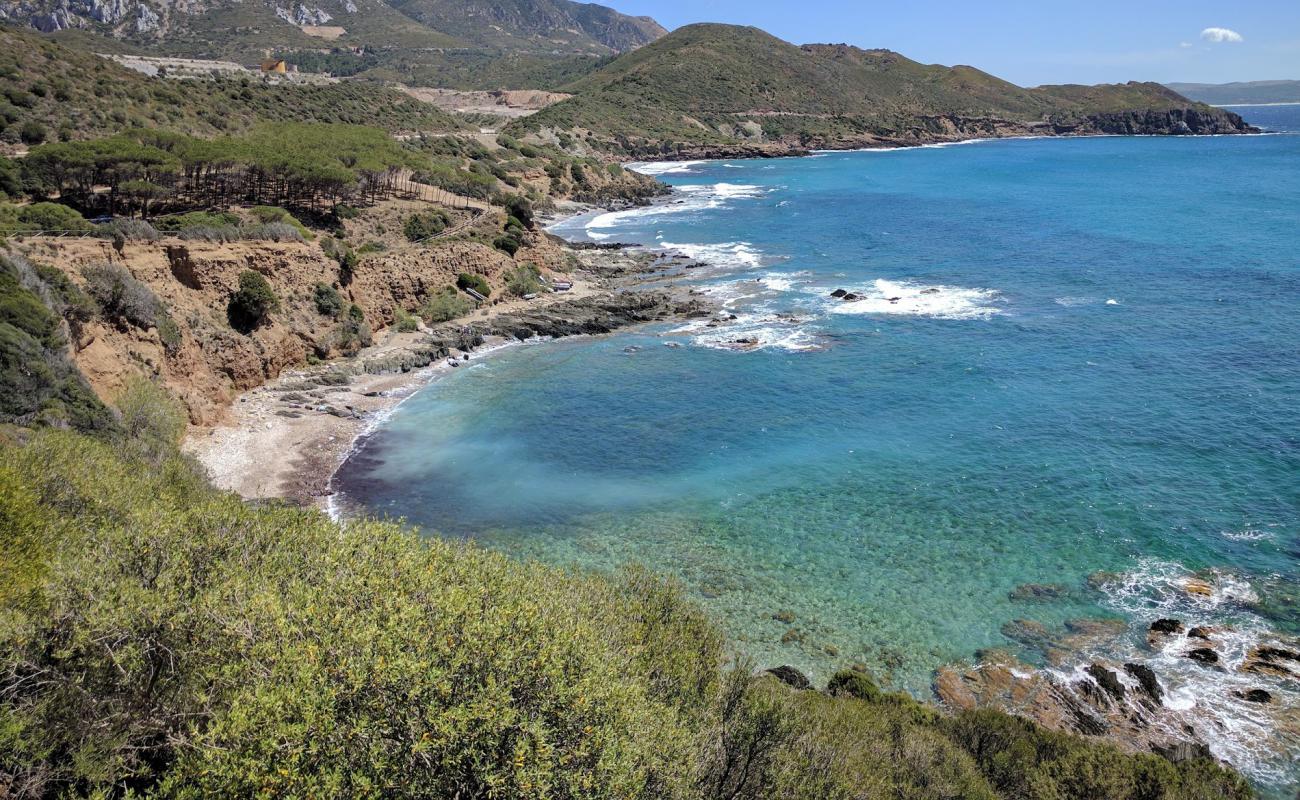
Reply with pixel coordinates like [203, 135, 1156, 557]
[97, 218, 159, 242]
[825, 669, 881, 702]
[493, 230, 523, 256]
[393, 308, 420, 332]
[505, 263, 542, 297]
[347, 303, 364, 322]
[81, 262, 161, 329]
[154, 211, 241, 233]
[18, 120, 45, 145]
[16, 202, 89, 233]
[419, 286, 473, 323]
[0, 156, 21, 200]
[505, 195, 535, 229]
[0, 253, 116, 432]
[335, 246, 358, 286]
[250, 206, 313, 240]
[114, 377, 187, 465]
[403, 209, 451, 242]
[227, 270, 279, 332]
[320, 315, 372, 356]
[312, 282, 343, 317]
[456, 272, 490, 298]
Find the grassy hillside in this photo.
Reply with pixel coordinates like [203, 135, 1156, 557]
[386, 0, 664, 54]
[509, 23, 1253, 155]
[0, 25, 462, 147]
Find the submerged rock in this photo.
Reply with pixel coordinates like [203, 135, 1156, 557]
[1010, 583, 1070, 601]
[1149, 618, 1184, 635]
[1237, 688, 1273, 704]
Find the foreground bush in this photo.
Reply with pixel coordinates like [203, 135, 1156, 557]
[0, 430, 717, 799]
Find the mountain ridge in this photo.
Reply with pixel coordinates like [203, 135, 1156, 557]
[509, 23, 1254, 157]
[0, 0, 665, 59]
[1165, 80, 1300, 106]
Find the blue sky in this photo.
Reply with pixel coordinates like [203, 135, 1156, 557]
[607, 0, 1300, 86]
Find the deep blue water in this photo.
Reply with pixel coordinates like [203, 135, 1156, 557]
[337, 106, 1300, 788]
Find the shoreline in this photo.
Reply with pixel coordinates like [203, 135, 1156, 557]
[185, 229, 708, 509]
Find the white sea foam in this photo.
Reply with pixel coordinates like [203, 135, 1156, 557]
[660, 240, 764, 271]
[671, 311, 822, 353]
[627, 160, 708, 176]
[1054, 296, 1100, 307]
[1088, 559, 1300, 786]
[584, 182, 769, 240]
[826, 279, 1003, 320]
[1221, 527, 1275, 542]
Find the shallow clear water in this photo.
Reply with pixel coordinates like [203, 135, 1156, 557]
[337, 107, 1300, 790]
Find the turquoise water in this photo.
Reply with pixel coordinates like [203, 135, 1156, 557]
[337, 108, 1300, 789]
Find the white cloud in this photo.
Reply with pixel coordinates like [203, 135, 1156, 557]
[1179, 41, 1192, 48]
[1200, 27, 1244, 43]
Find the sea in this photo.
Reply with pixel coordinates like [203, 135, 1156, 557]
[334, 104, 1300, 793]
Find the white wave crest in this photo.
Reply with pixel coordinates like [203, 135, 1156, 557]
[660, 241, 764, 271]
[584, 182, 768, 240]
[826, 279, 1003, 320]
[1087, 559, 1300, 785]
[670, 311, 822, 353]
[627, 160, 708, 176]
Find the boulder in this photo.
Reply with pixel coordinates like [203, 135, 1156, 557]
[1149, 618, 1184, 635]
[1124, 663, 1163, 704]
[1186, 648, 1219, 665]
[766, 665, 811, 690]
[1236, 688, 1272, 704]
[830, 288, 848, 298]
[1085, 664, 1126, 701]
[1152, 740, 1213, 764]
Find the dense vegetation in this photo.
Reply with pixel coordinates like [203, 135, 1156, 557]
[510, 23, 1250, 155]
[0, 251, 115, 431]
[0, 26, 461, 147]
[0, 407, 1254, 798]
[21, 124, 428, 217]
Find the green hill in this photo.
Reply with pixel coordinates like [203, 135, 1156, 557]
[1165, 80, 1300, 106]
[0, 25, 462, 147]
[510, 24, 1254, 156]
